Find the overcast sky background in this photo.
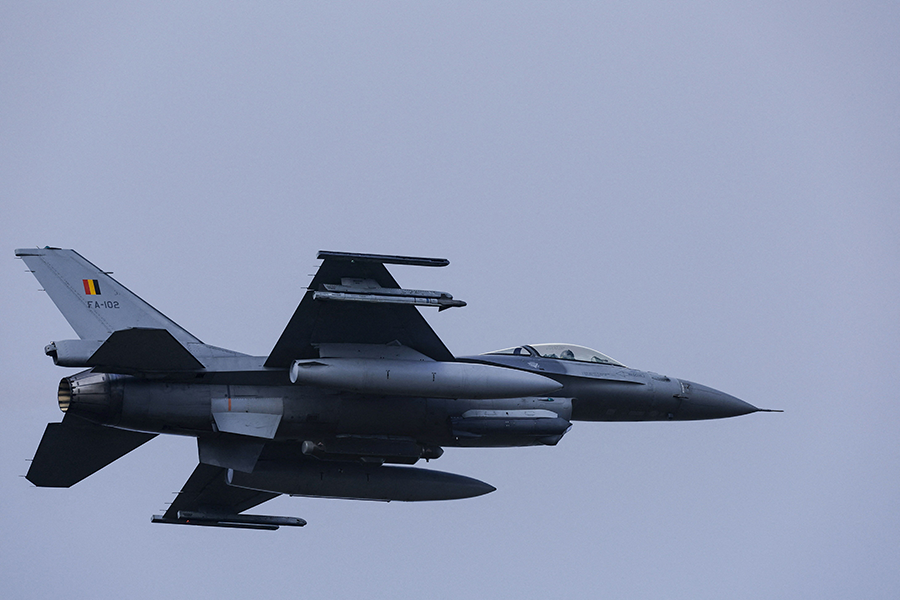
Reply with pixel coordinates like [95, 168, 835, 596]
[2, 2, 897, 599]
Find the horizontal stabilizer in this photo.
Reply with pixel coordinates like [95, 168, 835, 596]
[89, 328, 204, 372]
[26, 415, 156, 487]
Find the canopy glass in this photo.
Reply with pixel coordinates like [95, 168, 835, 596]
[483, 343, 626, 367]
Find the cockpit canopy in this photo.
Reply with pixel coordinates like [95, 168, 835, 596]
[483, 343, 626, 367]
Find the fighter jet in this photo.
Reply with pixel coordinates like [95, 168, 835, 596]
[17, 248, 773, 530]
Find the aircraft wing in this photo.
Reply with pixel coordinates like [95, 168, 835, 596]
[154, 463, 285, 530]
[265, 251, 461, 367]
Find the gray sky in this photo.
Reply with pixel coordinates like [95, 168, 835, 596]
[2, 2, 897, 599]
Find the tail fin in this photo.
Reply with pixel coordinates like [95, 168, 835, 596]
[16, 247, 199, 344]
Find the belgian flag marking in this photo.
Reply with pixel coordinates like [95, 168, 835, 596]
[82, 279, 101, 295]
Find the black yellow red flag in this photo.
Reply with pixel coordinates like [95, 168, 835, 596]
[82, 279, 101, 295]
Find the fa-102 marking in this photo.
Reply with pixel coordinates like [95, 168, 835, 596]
[86, 300, 120, 309]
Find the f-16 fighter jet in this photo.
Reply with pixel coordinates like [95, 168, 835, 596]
[17, 248, 773, 530]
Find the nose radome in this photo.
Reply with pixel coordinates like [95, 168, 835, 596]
[676, 380, 759, 420]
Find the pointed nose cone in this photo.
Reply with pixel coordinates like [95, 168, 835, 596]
[676, 381, 759, 420]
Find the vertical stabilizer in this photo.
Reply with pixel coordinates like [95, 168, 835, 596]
[15, 247, 200, 344]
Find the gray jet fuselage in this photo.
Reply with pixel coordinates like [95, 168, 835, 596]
[60, 348, 755, 452]
[22, 248, 768, 529]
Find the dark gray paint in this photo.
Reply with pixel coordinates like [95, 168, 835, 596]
[21, 247, 766, 528]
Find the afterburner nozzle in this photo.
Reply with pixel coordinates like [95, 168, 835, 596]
[57, 371, 119, 422]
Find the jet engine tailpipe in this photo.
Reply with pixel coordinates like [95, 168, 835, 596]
[56, 371, 120, 423]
